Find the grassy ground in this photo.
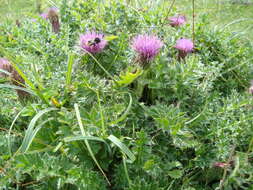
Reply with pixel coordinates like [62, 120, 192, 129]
[1, 0, 253, 39]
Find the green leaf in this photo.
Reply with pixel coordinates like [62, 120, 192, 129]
[19, 108, 57, 153]
[107, 135, 135, 163]
[115, 68, 143, 87]
[66, 53, 75, 87]
[0, 84, 35, 96]
[64, 135, 111, 154]
[104, 35, 118, 41]
[74, 103, 110, 185]
[167, 170, 183, 179]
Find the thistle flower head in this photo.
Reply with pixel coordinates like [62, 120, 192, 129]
[0, 58, 29, 99]
[213, 162, 230, 168]
[174, 38, 194, 60]
[0, 58, 13, 77]
[249, 80, 253, 94]
[175, 38, 194, 53]
[47, 7, 60, 33]
[40, 7, 58, 20]
[131, 34, 163, 65]
[169, 15, 186, 27]
[79, 31, 107, 54]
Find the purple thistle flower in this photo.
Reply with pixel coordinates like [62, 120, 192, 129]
[0, 58, 29, 99]
[79, 31, 107, 54]
[174, 38, 194, 60]
[40, 7, 58, 20]
[0, 58, 12, 77]
[213, 162, 230, 168]
[131, 34, 163, 66]
[249, 80, 253, 95]
[169, 15, 186, 27]
[47, 7, 60, 33]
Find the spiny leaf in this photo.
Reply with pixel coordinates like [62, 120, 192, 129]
[115, 68, 143, 87]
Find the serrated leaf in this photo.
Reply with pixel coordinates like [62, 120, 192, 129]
[115, 68, 143, 87]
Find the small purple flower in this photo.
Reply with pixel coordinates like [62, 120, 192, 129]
[131, 34, 163, 66]
[174, 38, 194, 60]
[40, 13, 48, 19]
[79, 31, 107, 54]
[169, 15, 186, 27]
[31, 18, 37, 22]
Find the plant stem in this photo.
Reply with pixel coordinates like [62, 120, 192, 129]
[192, 0, 195, 43]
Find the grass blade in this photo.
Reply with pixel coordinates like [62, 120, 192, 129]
[64, 135, 111, 155]
[19, 108, 57, 153]
[66, 53, 75, 87]
[108, 135, 135, 163]
[8, 108, 25, 156]
[74, 103, 111, 185]
[0, 84, 36, 96]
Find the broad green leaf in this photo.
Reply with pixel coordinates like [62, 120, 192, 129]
[168, 169, 183, 179]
